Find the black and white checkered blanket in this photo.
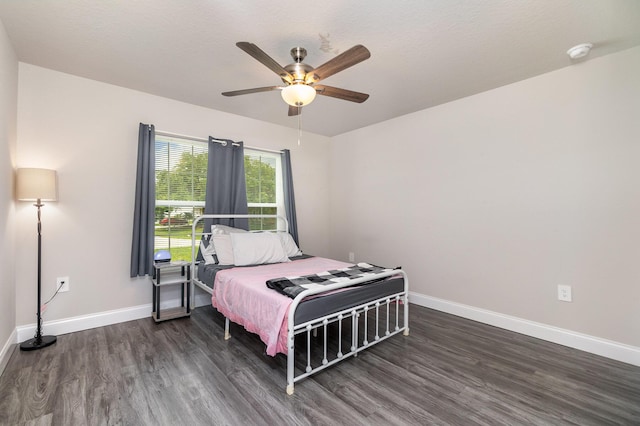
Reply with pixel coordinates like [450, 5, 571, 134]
[266, 263, 396, 299]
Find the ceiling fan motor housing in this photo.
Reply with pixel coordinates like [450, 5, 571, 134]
[284, 61, 313, 83]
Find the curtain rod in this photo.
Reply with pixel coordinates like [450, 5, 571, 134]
[155, 130, 284, 154]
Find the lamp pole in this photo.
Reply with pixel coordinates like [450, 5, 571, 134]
[20, 199, 57, 350]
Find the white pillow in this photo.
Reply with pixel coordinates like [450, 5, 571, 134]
[212, 224, 248, 235]
[278, 232, 302, 257]
[211, 234, 235, 265]
[200, 240, 217, 264]
[231, 232, 290, 266]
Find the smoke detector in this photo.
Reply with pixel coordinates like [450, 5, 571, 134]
[567, 43, 593, 59]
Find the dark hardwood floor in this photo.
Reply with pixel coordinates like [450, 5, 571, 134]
[1, 304, 639, 425]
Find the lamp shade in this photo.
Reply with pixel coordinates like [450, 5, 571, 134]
[16, 168, 58, 201]
[281, 84, 317, 107]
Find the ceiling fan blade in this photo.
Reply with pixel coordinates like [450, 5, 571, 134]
[314, 85, 369, 103]
[305, 45, 371, 84]
[288, 105, 301, 116]
[236, 42, 293, 83]
[222, 86, 281, 97]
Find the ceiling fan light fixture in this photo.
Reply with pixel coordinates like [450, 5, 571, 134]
[281, 83, 316, 107]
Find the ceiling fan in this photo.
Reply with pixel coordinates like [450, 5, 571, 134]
[222, 42, 371, 116]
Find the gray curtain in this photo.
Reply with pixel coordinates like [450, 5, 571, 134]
[281, 149, 299, 244]
[130, 123, 156, 277]
[204, 137, 249, 231]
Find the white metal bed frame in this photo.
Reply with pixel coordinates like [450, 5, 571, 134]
[190, 214, 409, 395]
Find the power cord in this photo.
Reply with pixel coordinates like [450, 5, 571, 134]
[30, 282, 64, 339]
[40, 281, 64, 313]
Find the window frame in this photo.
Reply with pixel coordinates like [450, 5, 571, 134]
[153, 136, 284, 260]
[245, 148, 284, 232]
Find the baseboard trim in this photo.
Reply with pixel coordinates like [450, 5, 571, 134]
[410, 292, 640, 367]
[194, 292, 212, 308]
[0, 328, 17, 376]
[15, 292, 213, 343]
[11, 291, 637, 368]
[16, 304, 153, 342]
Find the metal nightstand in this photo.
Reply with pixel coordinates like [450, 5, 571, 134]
[151, 261, 191, 322]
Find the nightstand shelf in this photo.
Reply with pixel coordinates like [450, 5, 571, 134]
[151, 261, 191, 322]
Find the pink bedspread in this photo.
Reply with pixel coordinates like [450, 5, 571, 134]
[211, 257, 352, 356]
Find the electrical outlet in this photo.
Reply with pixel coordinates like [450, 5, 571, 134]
[557, 284, 572, 302]
[348, 252, 355, 262]
[56, 276, 70, 293]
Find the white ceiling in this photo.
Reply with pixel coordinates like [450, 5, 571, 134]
[1, 0, 639, 137]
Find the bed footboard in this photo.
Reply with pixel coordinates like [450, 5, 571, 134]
[286, 270, 409, 395]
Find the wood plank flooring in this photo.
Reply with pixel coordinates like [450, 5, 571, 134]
[1, 305, 638, 425]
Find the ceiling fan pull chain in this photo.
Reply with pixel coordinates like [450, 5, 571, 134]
[298, 107, 302, 146]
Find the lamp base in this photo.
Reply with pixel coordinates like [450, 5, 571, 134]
[19, 335, 57, 351]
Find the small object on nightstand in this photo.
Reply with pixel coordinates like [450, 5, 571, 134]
[154, 250, 171, 263]
[151, 261, 191, 322]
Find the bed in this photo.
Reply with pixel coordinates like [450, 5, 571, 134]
[190, 214, 409, 394]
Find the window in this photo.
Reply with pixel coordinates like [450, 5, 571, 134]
[154, 135, 207, 261]
[245, 150, 283, 232]
[154, 135, 283, 261]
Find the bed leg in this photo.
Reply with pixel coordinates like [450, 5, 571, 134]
[224, 317, 231, 340]
[403, 291, 410, 337]
[287, 323, 295, 396]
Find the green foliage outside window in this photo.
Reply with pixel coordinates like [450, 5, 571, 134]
[155, 151, 276, 205]
[156, 151, 208, 202]
[245, 155, 276, 204]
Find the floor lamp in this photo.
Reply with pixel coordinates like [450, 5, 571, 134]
[16, 168, 58, 351]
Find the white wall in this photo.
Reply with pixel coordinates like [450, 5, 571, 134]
[330, 46, 640, 348]
[0, 19, 18, 372]
[15, 64, 332, 326]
